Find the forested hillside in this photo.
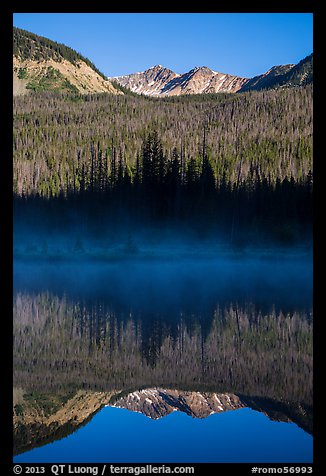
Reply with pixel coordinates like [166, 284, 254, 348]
[13, 27, 121, 95]
[13, 86, 312, 197]
[13, 27, 106, 78]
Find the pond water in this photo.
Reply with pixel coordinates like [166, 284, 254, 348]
[13, 255, 313, 463]
[14, 406, 312, 463]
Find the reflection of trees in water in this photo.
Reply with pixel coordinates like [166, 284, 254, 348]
[13, 292, 312, 404]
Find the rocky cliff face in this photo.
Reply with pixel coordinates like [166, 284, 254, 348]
[112, 65, 248, 96]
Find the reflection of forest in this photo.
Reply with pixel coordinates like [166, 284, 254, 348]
[13, 292, 313, 405]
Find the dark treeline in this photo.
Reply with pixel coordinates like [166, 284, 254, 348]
[14, 129, 313, 246]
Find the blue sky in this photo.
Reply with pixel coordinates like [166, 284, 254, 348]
[13, 13, 313, 78]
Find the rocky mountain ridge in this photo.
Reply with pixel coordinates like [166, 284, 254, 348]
[240, 54, 313, 92]
[112, 64, 248, 96]
[239, 64, 295, 92]
[111, 54, 313, 96]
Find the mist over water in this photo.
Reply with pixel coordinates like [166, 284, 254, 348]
[14, 253, 312, 313]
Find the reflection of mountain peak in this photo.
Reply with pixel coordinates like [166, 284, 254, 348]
[110, 388, 245, 419]
[109, 388, 313, 435]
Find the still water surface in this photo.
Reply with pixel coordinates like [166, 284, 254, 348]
[13, 256, 313, 463]
[14, 407, 312, 463]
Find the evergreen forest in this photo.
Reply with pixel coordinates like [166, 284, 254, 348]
[13, 86, 313, 249]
